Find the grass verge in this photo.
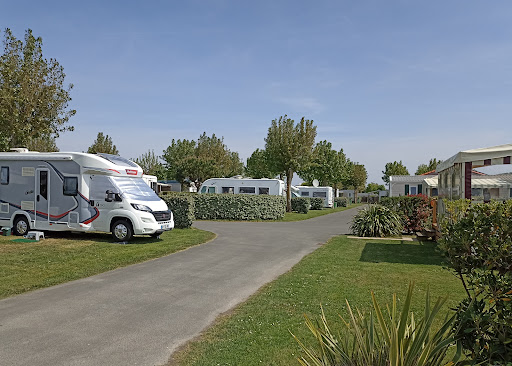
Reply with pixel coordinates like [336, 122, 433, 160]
[0, 228, 215, 299]
[278, 203, 362, 222]
[170, 236, 465, 366]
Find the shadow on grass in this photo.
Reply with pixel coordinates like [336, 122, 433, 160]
[36, 230, 162, 245]
[359, 241, 444, 266]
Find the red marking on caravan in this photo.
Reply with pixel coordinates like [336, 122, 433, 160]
[109, 169, 121, 174]
[126, 169, 138, 175]
[83, 208, 100, 225]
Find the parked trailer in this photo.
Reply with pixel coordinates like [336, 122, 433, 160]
[297, 186, 334, 207]
[0, 150, 174, 241]
[199, 177, 289, 196]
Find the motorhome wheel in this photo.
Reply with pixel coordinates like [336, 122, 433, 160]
[13, 216, 30, 236]
[111, 220, 133, 242]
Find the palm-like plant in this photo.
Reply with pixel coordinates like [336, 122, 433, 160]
[350, 204, 403, 237]
[293, 283, 461, 366]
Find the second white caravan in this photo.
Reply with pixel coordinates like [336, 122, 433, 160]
[297, 186, 334, 207]
[199, 177, 288, 196]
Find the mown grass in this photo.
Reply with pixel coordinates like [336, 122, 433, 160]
[171, 236, 465, 366]
[277, 203, 362, 222]
[0, 228, 215, 299]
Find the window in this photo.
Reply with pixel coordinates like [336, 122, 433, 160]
[239, 187, 255, 194]
[208, 186, 216, 193]
[301, 191, 310, 197]
[40, 171, 48, 200]
[0, 167, 9, 185]
[200, 186, 207, 193]
[409, 186, 417, 195]
[259, 187, 269, 195]
[63, 177, 78, 196]
[222, 187, 234, 194]
[313, 191, 327, 198]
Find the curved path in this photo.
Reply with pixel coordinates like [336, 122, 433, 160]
[0, 207, 358, 366]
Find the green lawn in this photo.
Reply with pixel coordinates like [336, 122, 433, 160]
[171, 236, 465, 366]
[277, 203, 362, 222]
[0, 228, 215, 299]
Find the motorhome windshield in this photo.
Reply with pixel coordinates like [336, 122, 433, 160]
[111, 177, 160, 201]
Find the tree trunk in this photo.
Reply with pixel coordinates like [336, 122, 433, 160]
[286, 169, 293, 212]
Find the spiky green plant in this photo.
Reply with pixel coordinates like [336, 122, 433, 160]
[293, 283, 462, 366]
[350, 204, 403, 237]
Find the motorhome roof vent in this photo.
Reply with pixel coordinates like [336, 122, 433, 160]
[10, 148, 30, 153]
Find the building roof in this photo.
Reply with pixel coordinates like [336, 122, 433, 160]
[422, 175, 512, 189]
[437, 143, 512, 172]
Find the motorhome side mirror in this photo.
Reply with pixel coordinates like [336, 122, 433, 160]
[105, 190, 114, 202]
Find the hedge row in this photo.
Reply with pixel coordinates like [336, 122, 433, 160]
[161, 192, 286, 222]
[334, 197, 348, 207]
[310, 197, 323, 210]
[161, 195, 194, 229]
[291, 197, 310, 214]
[380, 195, 432, 233]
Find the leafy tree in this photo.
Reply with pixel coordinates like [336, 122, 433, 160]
[25, 134, 59, 152]
[365, 182, 385, 192]
[87, 132, 119, 155]
[332, 151, 351, 195]
[265, 115, 317, 212]
[382, 161, 409, 185]
[349, 163, 367, 201]
[415, 158, 442, 175]
[162, 132, 243, 187]
[133, 150, 166, 179]
[246, 148, 280, 179]
[0, 28, 75, 151]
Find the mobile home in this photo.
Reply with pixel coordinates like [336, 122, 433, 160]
[297, 186, 334, 207]
[0, 150, 174, 241]
[199, 177, 288, 196]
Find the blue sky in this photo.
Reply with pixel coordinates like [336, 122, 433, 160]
[2, 1, 512, 184]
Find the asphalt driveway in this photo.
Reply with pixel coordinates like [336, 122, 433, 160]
[0, 207, 358, 366]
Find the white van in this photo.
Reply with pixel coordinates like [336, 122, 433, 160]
[0, 149, 174, 241]
[297, 186, 334, 207]
[199, 177, 289, 196]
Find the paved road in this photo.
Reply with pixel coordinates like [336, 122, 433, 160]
[0, 208, 358, 366]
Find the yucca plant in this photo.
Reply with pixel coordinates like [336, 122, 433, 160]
[350, 204, 403, 237]
[293, 283, 461, 366]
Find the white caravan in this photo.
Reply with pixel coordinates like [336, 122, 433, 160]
[0, 150, 174, 241]
[199, 177, 289, 196]
[297, 186, 334, 207]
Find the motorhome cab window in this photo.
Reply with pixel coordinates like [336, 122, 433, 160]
[111, 177, 160, 201]
[63, 177, 78, 196]
[313, 192, 327, 198]
[0, 167, 9, 185]
[222, 187, 234, 194]
[259, 187, 269, 195]
[239, 187, 255, 194]
[301, 191, 310, 197]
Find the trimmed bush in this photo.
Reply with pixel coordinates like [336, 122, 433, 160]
[350, 204, 402, 237]
[161, 193, 195, 228]
[310, 197, 323, 210]
[380, 194, 432, 233]
[194, 194, 286, 220]
[334, 197, 348, 207]
[291, 197, 310, 214]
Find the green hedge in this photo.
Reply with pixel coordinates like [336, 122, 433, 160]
[161, 194, 195, 228]
[310, 197, 323, 210]
[194, 194, 286, 220]
[291, 197, 310, 214]
[334, 197, 348, 207]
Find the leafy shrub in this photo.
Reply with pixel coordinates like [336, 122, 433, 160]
[439, 200, 512, 363]
[380, 194, 432, 233]
[310, 197, 323, 210]
[161, 193, 195, 228]
[350, 204, 402, 237]
[291, 197, 310, 214]
[194, 194, 286, 220]
[334, 197, 348, 207]
[293, 283, 460, 366]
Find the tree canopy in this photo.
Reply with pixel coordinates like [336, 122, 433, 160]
[265, 115, 316, 212]
[162, 132, 243, 187]
[415, 158, 442, 175]
[382, 161, 409, 185]
[0, 28, 75, 151]
[87, 132, 119, 155]
[349, 163, 367, 195]
[365, 182, 385, 192]
[133, 150, 166, 179]
[245, 148, 280, 179]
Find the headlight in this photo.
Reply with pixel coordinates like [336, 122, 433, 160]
[131, 203, 152, 212]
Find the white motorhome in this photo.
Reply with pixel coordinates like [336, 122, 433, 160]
[0, 150, 174, 241]
[297, 186, 334, 207]
[199, 177, 290, 196]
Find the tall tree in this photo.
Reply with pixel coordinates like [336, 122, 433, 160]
[246, 148, 279, 179]
[365, 182, 385, 192]
[162, 132, 243, 187]
[350, 163, 367, 201]
[133, 150, 165, 179]
[87, 132, 119, 155]
[298, 140, 340, 186]
[415, 158, 442, 175]
[265, 115, 317, 212]
[25, 134, 59, 152]
[0, 28, 75, 151]
[382, 161, 409, 185]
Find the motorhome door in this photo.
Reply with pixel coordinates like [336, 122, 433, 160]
[35, 168, 50, 226]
